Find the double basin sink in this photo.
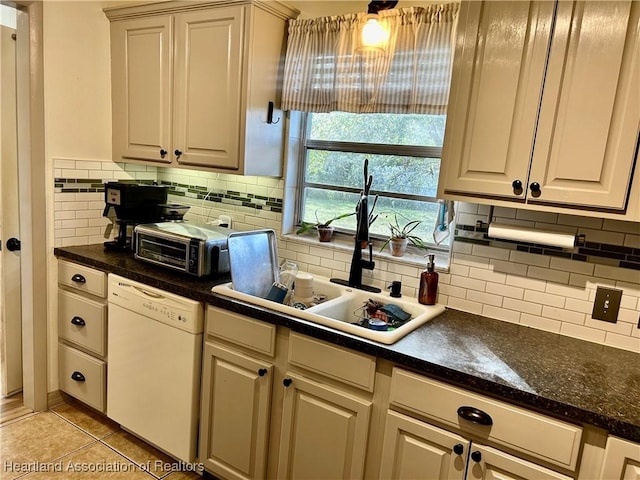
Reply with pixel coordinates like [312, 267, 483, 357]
[212, 276, 445, 344]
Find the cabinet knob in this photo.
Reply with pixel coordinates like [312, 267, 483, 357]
[70, 316, 86, 327]
[71, 371, 85, 382]
[258, 368, 268, 377]
[174, 149, 183, 158]
[283, 378, 293, 387]
[160, 149, 168, 158]
[529, 182, 541, 197]
[453, 443, 464, 455]
[6, 237, 21, 251]
[457, 406, 493, 426]
[511, 179, 523, 194]
[71, 274, 86, 284]
[471, 451, 482, 463]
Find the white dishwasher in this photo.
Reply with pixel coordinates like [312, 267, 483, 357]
[107, 273, 204, 463]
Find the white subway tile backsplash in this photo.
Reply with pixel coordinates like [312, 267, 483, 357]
[503, 297, 541, 316]
[526, 265, 570, 284]
[467, 290, 502, 307]
[604, 332, 640, 351]
[523, 290, 565, 308]
[486, 282, 524, 300]
[54, 161, 640, 353]
[509, 250, 551, 268]
[520, 313, 561, 333]
[541, 306, 585, 325]
[447, 297, 483, 315]
[482, 305, 520, 324]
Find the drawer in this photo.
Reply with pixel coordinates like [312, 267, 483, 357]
[58, 343, 106, 412]
[58, 290, 107, 356]
[206, 306, 276, 357]
[389, 368, 582, 470]
[288, 332, 376, 392]
[58, 260, 107, 298]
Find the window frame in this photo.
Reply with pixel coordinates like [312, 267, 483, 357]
[295, 112, 448, 249]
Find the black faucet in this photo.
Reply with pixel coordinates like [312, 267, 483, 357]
[331, 159, 381, 293]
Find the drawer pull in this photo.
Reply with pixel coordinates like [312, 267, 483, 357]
[258, 368, 268, 377]
[471, 451, 482, 463]
[71, 371, 86, 382]
[70, 316, 86, 327]
[283, 378, 293, 387]
[457, 406, 493, 426]
[71, 274, 86, 284]
[453, 443, 464, 455]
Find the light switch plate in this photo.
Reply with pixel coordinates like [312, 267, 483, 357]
[591, 287, 623, 323]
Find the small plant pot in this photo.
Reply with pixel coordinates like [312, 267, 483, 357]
[317, 226, 334, 242]
[389, 237, 409, 257]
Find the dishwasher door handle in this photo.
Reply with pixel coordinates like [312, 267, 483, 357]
[132, 285, 165, 299]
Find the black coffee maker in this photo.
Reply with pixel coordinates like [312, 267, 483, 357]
[102, 182, 169, 251]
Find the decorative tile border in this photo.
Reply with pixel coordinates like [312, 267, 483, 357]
[455, 223, 640, 271]
[159, 181, 283, 213]
[53, 178, 283, 214]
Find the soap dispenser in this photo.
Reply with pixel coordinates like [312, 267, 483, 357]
[419, 254, 438, 305]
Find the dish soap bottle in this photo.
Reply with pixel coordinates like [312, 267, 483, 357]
[419, 254, 438, 305]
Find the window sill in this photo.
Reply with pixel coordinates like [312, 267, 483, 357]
[282, 232, 451, 272]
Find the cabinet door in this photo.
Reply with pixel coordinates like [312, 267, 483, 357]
[199, 342, 273, 480]
[466, 443, 573, 480]
[600, 437, 640, 480]
[110, 16, 172, 164]
[440, 1, 554, 200]
[379, 410, 467, 480]
[277, 373, 372, 480]
[173, 7, 243, 170]
[529, 1, 640, 209]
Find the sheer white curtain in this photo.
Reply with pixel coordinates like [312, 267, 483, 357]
[281, 3, 459, 114]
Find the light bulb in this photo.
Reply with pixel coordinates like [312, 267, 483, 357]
[361, 16, 389, 49]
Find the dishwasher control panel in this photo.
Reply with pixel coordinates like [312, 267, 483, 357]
[107, 274, 204, 334]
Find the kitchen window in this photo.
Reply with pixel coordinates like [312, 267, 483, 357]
[297, 111, 449, 249]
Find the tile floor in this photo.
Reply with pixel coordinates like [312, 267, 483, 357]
[0, 399, 202, 479]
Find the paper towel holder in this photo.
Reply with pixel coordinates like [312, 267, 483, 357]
[476, 206, 586, 249]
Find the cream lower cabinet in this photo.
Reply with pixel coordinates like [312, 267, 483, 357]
[600, 437, 640, 480]
[57, 260, 108, 412]
[381, 410, 572, 480]
[276, 332, 375, 480]
[199, 306, 277, 480]
[440, 0, 640, 217]
[381, 368, 583, 479]
[106, 1, 298, 176]
[277, 373, 372, 479]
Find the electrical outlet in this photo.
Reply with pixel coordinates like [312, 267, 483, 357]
[591, 287, 622, 323]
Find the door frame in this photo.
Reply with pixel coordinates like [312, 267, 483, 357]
[12, 0, 47, 411]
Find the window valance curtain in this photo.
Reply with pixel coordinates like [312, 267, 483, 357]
[281, 3, 459, 114]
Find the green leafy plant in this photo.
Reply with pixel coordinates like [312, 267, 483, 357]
[296, 211, 355, 235]
[380, 214, 426, 251]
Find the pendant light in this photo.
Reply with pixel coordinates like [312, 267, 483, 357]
[357, 1, 398, 53]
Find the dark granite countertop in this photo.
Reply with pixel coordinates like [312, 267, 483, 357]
[55, 244, 640, 443]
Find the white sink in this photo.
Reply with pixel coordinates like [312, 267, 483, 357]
[212, 276, 445, 344]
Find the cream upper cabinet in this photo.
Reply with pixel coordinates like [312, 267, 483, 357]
[440, 1, 640, 215]
[106, 1, 298, 176]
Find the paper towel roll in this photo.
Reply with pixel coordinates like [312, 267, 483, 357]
[487, 223, 577, 248]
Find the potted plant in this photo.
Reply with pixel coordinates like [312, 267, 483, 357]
[380, 214, 426, 256]
[296, 211, 355, 242]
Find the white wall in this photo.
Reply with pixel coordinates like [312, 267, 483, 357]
[44, 0, 113, 392]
